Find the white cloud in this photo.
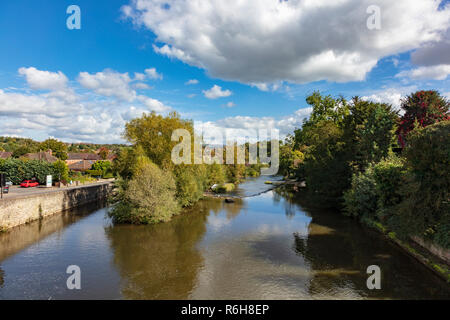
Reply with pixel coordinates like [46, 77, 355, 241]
[145, 67, 163, 80]
[137, 95, 171, 113]
[134, 72, 146, 81]
[18, 67, 68, 90]
[134, 82, 151, 89]
[0, 67, 173, 143]
[121, 106, 150, 121]
[225, 102, 235, 108]
[203, 85, 232, 99]
[396, 64, 450, 80]
[78, 69, 136, 101]
[196, 107, 312, 143]
[123, 0, 450, 84]
[185, 79, 199, 85]
[361, 87, 417, 110]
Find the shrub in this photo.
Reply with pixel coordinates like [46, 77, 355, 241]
[109, 159, 180, 224]
[343, 165, 378, 219]
[0, 159, 55, 184]
[392, 121, 450, 247]
[86, 170, 102, 177]
[343, 155, 405, 222]
[214, 183, 235, 193]
[53, 160, 69, 182]
[173, 164, 208, 207]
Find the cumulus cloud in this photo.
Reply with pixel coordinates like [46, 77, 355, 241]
[196, 107, 312, 144]
[396, 64, 450, 80]
[203, 85, 232, 99]
[134, 72, 146, 81]
[137, 95, 171, 113]
[225, 102, 235, 108]
[185, 79, 199, 85]
[361, 87, 418, 110]
[19, 67, 68, 90]
[0, 67, 172, 143]
[123, 0, 450, 85]
[78, 69, 136, 101]
[145, 67, 163, 80]
[134, 82, 151, 89]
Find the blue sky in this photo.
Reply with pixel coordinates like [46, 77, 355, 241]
[0, 0, 449, 143]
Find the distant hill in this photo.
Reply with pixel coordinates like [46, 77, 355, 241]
[0, 136, 126, 156]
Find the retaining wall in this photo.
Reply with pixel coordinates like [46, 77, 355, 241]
[0, 183, 112, 230]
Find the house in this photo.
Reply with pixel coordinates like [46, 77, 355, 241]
[65, 152, 116, 172]
[0, 152, 12, 159]
[67, 160, 98, 172]
[23, 150, 58, 163]
[66, 153, 101, 172]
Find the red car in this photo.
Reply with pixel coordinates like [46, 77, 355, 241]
[20, 179, 40, 188]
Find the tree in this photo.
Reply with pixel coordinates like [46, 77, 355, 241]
[40, 138, 68, 160]
[124, 112, 193, 168]
[397, 90, 449, 148]
[394, 121, 450, 248]
[91, 160, 111, 173]
[109, 157, 180, 224]
[53, 160, 69, 182]
[343, 98, 398, 172]
[12, 146, 31, 158]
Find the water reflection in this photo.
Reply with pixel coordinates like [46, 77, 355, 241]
[0, 181, 448, 299]
[0, 201, 106, 263]
[105, 209, 208, 299]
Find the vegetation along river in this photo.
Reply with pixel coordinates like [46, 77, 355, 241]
[0, 176, 448, 299]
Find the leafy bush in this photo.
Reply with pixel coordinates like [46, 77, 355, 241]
[109, 158, 180, 224]
[0, 159, 56, 184]
[91, 160, 111, 173]
[343, 165, 378, 219]
[343, 155, 405, 222]
[53, 160, 69, 182]
[173, 164, 208, 207]
[392, 121, 450, 247]
[86, 170, 102, 177]
[214, 183, 235, 193]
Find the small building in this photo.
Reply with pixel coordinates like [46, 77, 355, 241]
[67, 160, 98, 172]
[0, 152, 12, 159]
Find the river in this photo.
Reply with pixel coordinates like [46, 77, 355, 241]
[0, 176, 448, 299]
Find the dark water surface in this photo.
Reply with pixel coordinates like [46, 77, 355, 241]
[0, 176, 449, 299]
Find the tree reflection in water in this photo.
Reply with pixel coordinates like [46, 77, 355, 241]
[105, 208, 208, 299]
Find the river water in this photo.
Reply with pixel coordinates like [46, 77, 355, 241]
[0, 176, 448, 299]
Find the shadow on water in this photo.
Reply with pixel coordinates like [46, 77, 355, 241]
[104, 207, 208, 300]
[0, 200, 107, 263]
[273, 187, 450, 299]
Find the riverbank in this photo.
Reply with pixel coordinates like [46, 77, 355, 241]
[364, 219, 450, 283]
[0, 180, 114, 230]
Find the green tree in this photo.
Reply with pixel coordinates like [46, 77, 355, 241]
[124, 112, 193, 168]
[109, 157, 180, 224]
[40, 138, 68, 160]
[12, 146, 31, 158]
[53, 160, 69, 182]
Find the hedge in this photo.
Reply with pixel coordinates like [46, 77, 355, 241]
[0, 159, 65, 185]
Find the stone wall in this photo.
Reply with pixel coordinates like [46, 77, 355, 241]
[0, 183, 112, 230]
